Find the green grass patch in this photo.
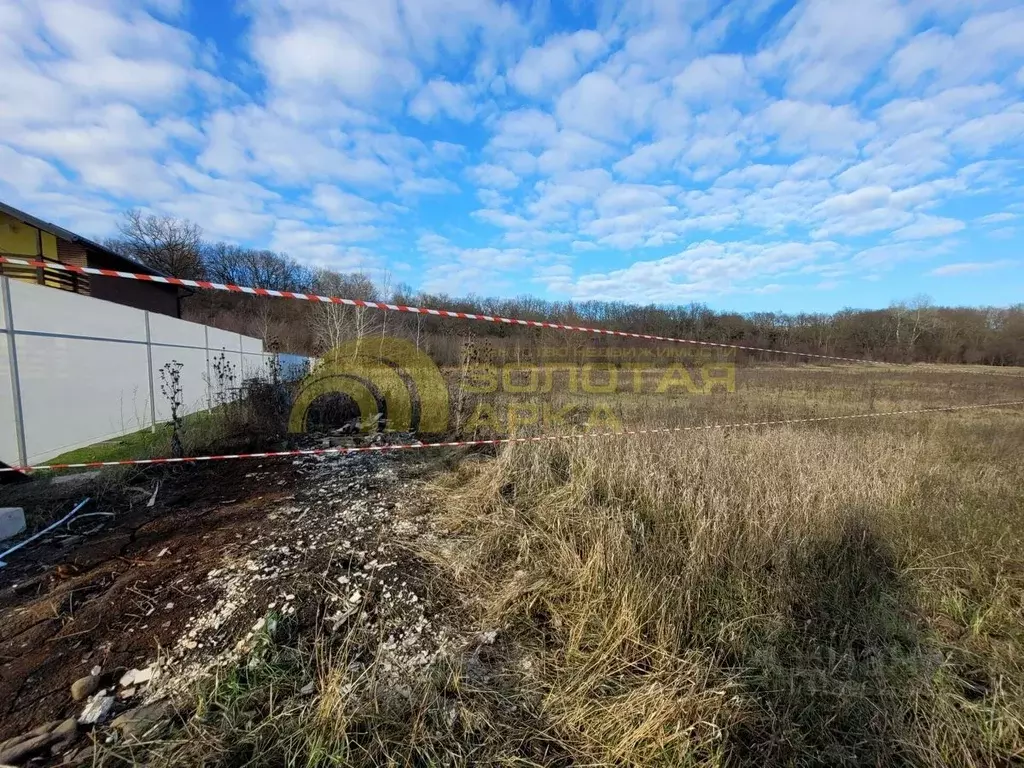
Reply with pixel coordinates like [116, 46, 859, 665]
[46, 410, 224, 465]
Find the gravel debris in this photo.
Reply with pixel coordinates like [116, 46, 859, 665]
[148, 446, 461, 701]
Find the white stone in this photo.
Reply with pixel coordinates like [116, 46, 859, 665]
[0, 507, 26, 542]
[78, 694, 114, 725]
[119, 667, 154, 688]
[49, 470, 101, 487]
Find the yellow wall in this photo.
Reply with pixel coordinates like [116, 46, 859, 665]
[0, 212, 59, 259]
[42, 231, 57, 259]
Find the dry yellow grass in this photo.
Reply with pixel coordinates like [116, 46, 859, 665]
[433, 393, 1024, 765]
[122, 364, 1024, 767]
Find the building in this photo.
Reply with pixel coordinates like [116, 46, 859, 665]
[0, 201, 182, 318]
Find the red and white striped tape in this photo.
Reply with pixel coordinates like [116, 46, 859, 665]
[3, 400, 1020, 474]
[0, 254, 906, 366]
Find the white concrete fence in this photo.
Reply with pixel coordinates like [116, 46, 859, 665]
[1, 276, 274, 467]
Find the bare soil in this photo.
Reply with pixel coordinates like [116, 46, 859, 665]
[0, 459, 303, 742]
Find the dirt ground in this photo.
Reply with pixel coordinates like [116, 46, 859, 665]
[0, 460, 307, 741]
[0, 442, 461, 768]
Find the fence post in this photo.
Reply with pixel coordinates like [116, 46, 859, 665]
[1, 277, 28, 467]
[205, 326, 212, 409]
[144, 311, 157, 434]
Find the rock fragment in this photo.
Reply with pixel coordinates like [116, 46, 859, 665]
[71, 675, 100, 702]
[78, 693, 115, 726]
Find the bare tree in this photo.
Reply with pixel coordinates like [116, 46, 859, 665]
[378, 270, 393, 360]
[889, 294, 937, 361]
[105, 210, 205, 278]
[308, 269, 380, 355]
[203, 242, 313, 290]
[252, 300, 277, 350]
[907, 294, 936, 349]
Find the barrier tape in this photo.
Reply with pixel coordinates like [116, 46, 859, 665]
[2, 400, 1020, 474]
[0, 254, 915, 366]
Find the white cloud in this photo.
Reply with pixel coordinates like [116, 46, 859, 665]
[493, 150, 540, 176]
[976, 212, 1017, 224]
[416, 231, 551, 294]
[397, 177, 460, 196]
[893, 215, 966, 240]
[614, 139, 688, 179]
[808, 185, 940, 238]
[555, 71, 642, 143]
[817, 186, 893, 216]
[270, 219, 380, 267]
[758, 100, 874, 152]
[814, 208, 914, 239]
[51, 55, 189, 103]
[0, 0, 1021, 305]
[0, 145, 67, 193]
[759, 0, 910, 98]
[247, 0, 525, 114]
[673, 54, 757, 105]
[888, 29, 954, 89]
[682, 131, 744, 178]
[400, 0, 525, 63]
[876, 85, 1005, 135]
[196, 107, 401, 188]
[409, 79, 477, 122]
[714, 164, 787, 188]
[986, 226, 1016, 240]
[929, 259, 1014, 276]
[0, 0, 218, 210]
[477, 188, 509, 208]
[509, 30, 606, 98]
[254, 22, 416, 102]
[488, 108, 558, 150]
[432, 141, 466, 162]
[525, 169, 613, 223]
[160, 195, 275, 241]
[311, 185, 382, 225]
[468, 164, 520, 189]
[947, 106, 1024, 154]
[889, 8, 1024, 88]
[835, 131, 951, 191]
[537, 130, 613, 174]
[472, 208, 533, 230]
[594, 184, 677, 217]
[561, 240, 837, 302]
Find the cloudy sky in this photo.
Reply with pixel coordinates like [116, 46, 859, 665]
[1, 0, 1022, 312]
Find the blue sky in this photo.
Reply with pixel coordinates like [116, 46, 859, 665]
[1, 0, 1022, 313]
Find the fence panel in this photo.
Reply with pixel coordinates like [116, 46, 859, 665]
[148, 312, 208, 348]
[150, 345, 209, 421]
[0, 278, 273, 467]
[0, 334, 19, 465]
[18, 334, 151, 463]
[241, 335, 268, 380]
[8, 277, 146, 342]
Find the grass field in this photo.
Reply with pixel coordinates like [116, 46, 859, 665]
[425, 364, 1024, 764]
[99, 363, 1024, 765]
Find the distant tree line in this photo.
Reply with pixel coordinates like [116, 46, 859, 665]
[103, 210, 1024, 367]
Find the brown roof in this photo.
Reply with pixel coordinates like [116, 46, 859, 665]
[0, 200, 169, 278]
